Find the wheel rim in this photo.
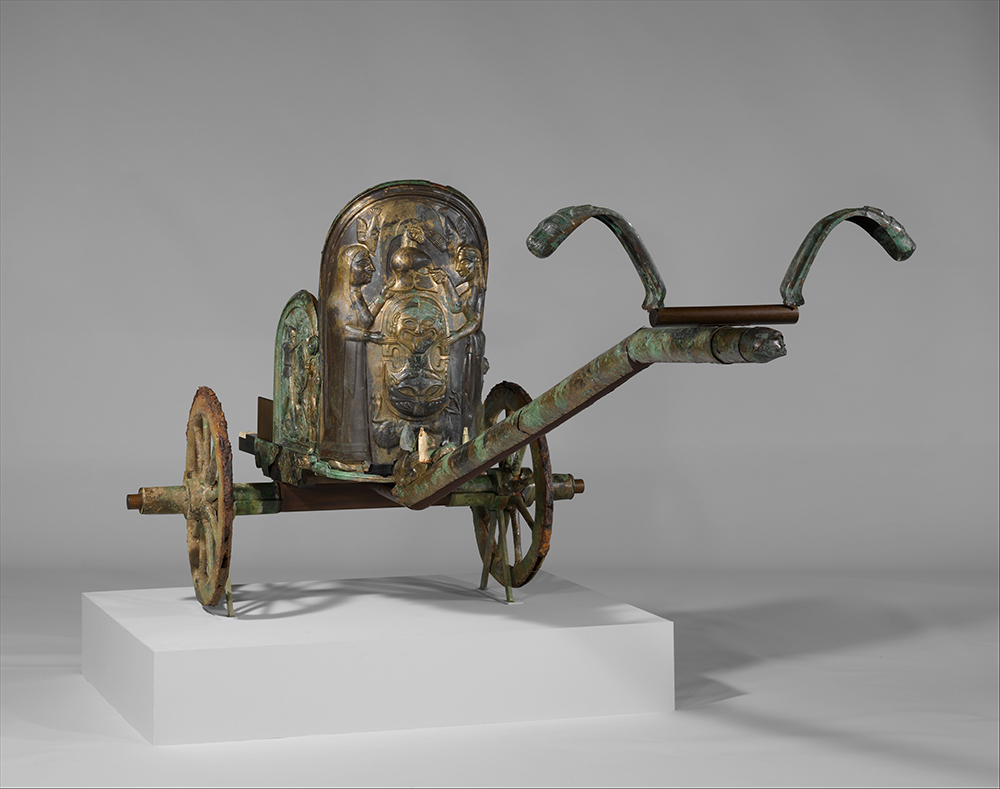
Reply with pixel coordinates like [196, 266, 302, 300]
[184, 386, 234, 606]
[472, 381, 554, 588]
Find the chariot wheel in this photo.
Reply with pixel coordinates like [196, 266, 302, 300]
[184, 386, 234, 606]
[473, 381, 554, 594]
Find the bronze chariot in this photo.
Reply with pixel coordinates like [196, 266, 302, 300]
[127, 180, 915, 612]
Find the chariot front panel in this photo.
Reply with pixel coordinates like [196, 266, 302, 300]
[317, 181, 489, 471]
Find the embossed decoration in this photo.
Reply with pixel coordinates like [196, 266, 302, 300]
[273, 290, 320, 452]
[318, 182, 489, 470]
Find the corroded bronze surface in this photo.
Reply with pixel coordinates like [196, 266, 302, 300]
[318, 181, 489, 471]
[273, 290, 320, 451]
[183, 387, 233, 607]
[527, 204, 666, 311]
[473, 382, 554, 600]
[781, 206, 916, 307]
[391, 325, 786, 510]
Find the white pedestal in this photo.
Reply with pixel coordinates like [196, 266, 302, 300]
[82, 572, 674, 745]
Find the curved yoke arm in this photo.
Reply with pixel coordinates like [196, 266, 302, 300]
[526, 205, 667, 311]
[780, 206, 916, 307]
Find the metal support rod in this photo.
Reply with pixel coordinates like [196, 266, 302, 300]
[127, 474, 583, 517]
[649, 304, 798, 327]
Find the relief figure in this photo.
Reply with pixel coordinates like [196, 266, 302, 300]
[325, 243, 382, 467]
[273, 290, 320, 452]
[454, 245, 487, 424]
[278, 309, 318, 446]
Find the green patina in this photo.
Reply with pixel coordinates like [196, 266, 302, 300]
[780, 206, 916, 307]
[273, 290, 321, 452]
[393, 325, 786, 510]
[233, 483, 281, 516]
[526, 204, 667, 311]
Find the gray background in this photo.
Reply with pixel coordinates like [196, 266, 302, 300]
[2, 0, 996, 582]
[2, 2, 997, 785]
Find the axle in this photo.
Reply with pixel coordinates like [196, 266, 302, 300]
[126, 473, 583, 517]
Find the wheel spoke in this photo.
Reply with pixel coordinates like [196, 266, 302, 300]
[190, 422, 202, 477]
[187, 518, 201, 569]
[501, 447, 526, 476]
[195, 417, 211, 478]
[194, 418, 204, 471]
[196, 513, 208, 575]
[205, 432, 217, 487]
[512, 495, 535, 532]
[204, 506, 218, 569]
[479, 510, 497, 591]
[510, 506, 523, 563]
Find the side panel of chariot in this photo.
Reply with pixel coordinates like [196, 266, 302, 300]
[318, 182, 489, 470]
[273, 290, 320, 451]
